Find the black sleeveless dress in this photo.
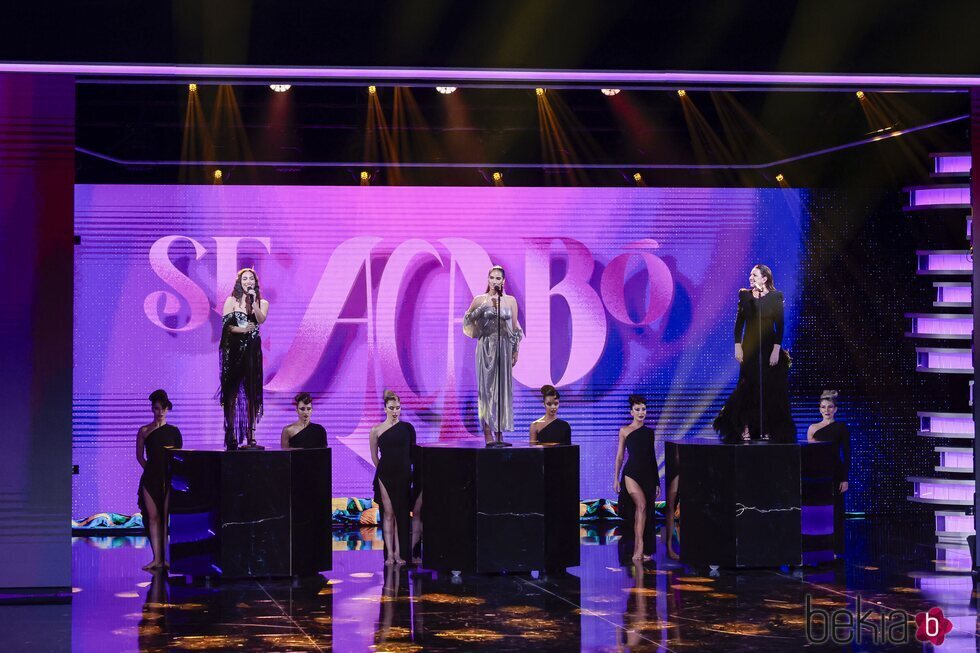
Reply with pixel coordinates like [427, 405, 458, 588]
[289, 423, 327, 449]
[218, 310, 263, 448]
[374, 421, 416, 559]
[714, 289, 796, 443]
[811, 421, 850, 554]
[618, 425, 659, 555]
[138, 424, 182, 515]
[535, 419, 572, 445]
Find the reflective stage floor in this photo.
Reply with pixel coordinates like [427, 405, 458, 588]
[4, 516, 980, 651]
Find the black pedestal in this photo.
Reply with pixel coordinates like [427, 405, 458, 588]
[666, 439, 801, 568]
[420, 441, 579, 573]
[800, 441, 839, 564]
[168, 448, 332, 578]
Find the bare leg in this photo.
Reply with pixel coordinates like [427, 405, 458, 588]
[624, 476, 649, 562]
[377, 480, 403, 565]
[411, 492, 423, 564]
[665, 476, 679, 561]
[141, 487, 164, 570]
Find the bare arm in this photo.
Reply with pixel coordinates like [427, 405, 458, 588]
[253, 299, 269, 324]
[370, 426, 380, 467]
[613, 428, 626, 492]
[529, 420, 539, 444]
[136, 427, 147, 469]
[806, 423, 816, 441]
[222, 297, 254, 334]
[281, 425, 291, 450]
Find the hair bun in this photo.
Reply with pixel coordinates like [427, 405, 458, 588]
[383, 389, 399, 403]
[628, 393, 647, 407]
[820, 389, 839, 400]
[148, 389, 173, 410]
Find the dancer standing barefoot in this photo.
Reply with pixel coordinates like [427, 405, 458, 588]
[462, 265, 524, 445]
[370, 391, 416, 566]
[136, 389, 182, 571]
[613, 394, 660, 562]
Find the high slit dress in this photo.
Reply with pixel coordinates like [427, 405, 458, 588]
[618, 425, 659, 557]
[373, 421, 416, 559]
[138, 424, 183, 516]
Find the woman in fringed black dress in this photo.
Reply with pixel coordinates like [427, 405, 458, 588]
[219, 268, 269, 450]
[714, 264, 796, 443]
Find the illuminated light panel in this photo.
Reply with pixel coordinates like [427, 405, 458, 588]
[935, 282, 971, 306]
[907, 186, 970, 207]
[917, 251, 972, 275]
[936, 512, 974, 534]
[933, 154, 971, 175]
[909, 477, 974, 502]
[906, 314, 972, 337]
[915, 348, 973, 374]
[938, 450, 973, 471]
[919, 412, 974, 436]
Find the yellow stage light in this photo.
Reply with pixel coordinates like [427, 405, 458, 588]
[492, 171, 503, 182]
[436, 86, 457, 95]
[368, 85, 377, 95]
[188, 83, 197, 93]
[633, 172, 643, 182]
[535, 88, 546, 96]
[213, 169, 222, 180]
[270, 84, 291, 93]
[856, 90, 866, 100]
[775, 173, 785, 183]
[360, 171, 369, 181]
[677, 89, 686, 98]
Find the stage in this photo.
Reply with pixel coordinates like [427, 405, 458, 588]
[4, 515, 972, 651]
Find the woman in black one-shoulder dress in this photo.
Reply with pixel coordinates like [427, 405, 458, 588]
[529, 385, 572, 445]
[137, 389, 183, 571]
[714, 264, 796, 443]
[370, 390, 417, 566]
[281, 392, 328, 449]
[613, 394, 660, 562]
[807, 390, 850, 556]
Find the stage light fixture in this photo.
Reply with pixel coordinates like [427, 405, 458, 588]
[269, 84, 291, 93]
[856, 90, 866, 100]
[360, 171, 369, 181]
[775, 173, 785, 182]
[436, 86, 457, 94]
[368, 85, 377, 95]
[213, 169, 223, 180]
[188, 83, 197, 93]
[601, 88, 621, 96]
[633, 172, 643, 182]
[677, 89, 686, 98]
[535, 87, 546, 96]
[492, 171, 503, 182]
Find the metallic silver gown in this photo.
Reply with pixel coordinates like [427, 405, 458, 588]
[463, 298, 524, 433]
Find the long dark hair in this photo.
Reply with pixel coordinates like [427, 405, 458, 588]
[232, 268, 263, 304]
[485, 265, 506, 295]
[752, 264, 777, 292]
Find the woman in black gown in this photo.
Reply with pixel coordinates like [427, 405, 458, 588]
[219, 268, 269, 450]
[806, 390, 850, 556]
[529, 385, 572, 445]
[137, 389, 183, 571]
[370, 390, 417, 566]
[280, 392, 327, 449]
[714, 264, 796, 443]
[613, 394, 660, 562]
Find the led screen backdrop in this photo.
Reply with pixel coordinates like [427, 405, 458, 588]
[73, 184, 805, 516]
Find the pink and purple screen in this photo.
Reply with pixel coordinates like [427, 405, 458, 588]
[72, 184, 805, 516]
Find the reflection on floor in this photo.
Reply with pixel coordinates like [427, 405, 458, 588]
[3, 516, 980, 651]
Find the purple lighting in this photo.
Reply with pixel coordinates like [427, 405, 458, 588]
[916, 349, 973, 373]
[3, 62, 980, 88]
[933, 154, 971, 175]
[917, 251, 972, 275]
[910, 478, 974, 503]
[907, 186, 970, 208]
[907, 314, 972, 337]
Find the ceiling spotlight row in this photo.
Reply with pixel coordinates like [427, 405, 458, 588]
[187, 84, 700, 98]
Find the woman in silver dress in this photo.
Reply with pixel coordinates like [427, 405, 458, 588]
[463, 265, 524, 445]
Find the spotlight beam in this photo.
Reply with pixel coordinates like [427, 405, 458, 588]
[76, 114, 966, 171]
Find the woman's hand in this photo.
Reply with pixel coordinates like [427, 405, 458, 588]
[245, 323, 257, 333]
[769, 347, 779, 366]
[512, 351, 519, 367]
[839, 481, 848, 493]
[613, 479, 620, 494]
[734, 343, 743, 363]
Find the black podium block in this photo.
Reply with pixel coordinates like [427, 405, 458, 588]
[168, 448, 332, 578]
[667, 439, 801, 568]
[800, 441, 839, 563]
[420, 441, 579, 573]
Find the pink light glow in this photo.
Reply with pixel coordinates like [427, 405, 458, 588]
[909, 187, 970, 207]
[937, 285, 971, 304]
[934, 155, 971, 175]
[920, 254, 972, 273]
[912, 317, 972, 336]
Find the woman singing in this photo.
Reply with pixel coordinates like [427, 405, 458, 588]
[807, 390, 850, 556]
[281, 392, 328, 449]
[137, 389, 182, 571]
[463, 265, 524, 445]
[219, 268, 268, 450]
[714, 264, 796, 443]
[529, 385, 571, 445]
[370, 390, 417, 566]
[613, 394, 660, 562]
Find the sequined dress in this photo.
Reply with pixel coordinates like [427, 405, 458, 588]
[463, 297, 524, 433]
[218, 310, 263, 447]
